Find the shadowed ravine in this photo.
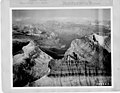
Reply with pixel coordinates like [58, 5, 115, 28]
[39, 47, 65, 59]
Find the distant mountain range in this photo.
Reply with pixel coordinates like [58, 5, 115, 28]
[13, 20, 110, 50]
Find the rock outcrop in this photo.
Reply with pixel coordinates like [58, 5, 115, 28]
[13, 41, 52, 87]
[65, 37, 95, 62]
[64, 37, 111, 70]
[88, 33, 111, 53]
[104, 36, 111, 53]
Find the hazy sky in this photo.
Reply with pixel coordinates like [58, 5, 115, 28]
[12, 9, 111, 24]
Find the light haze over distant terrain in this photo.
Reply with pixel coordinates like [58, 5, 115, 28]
[12, 9, 111, 24]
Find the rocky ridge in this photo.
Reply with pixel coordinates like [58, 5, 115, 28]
[13, 41, 52, 87]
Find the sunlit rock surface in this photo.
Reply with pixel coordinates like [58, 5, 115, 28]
[65, 38, 96, 62]
[13, 41, 52, 87]
[64, 37, 111, 69]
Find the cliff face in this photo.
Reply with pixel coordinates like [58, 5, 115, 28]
[64, 37, 111, 69]
[65, 37, 95, 62]
[47, 36, 111, 77]
[104, 36, 111, 53]
[13, 41, 52, 87]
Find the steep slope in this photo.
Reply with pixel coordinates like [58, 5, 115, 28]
[48, 36, 111, 77]
[104, 35, 111, 53]
[64, 37, 111, 74]
[13, 41, 52, 87]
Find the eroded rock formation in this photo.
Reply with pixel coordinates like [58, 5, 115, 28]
[64, 37, 111, 74]
[13, 41, 52, 87]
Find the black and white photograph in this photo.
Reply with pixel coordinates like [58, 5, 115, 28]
[12, 8, 112, 87]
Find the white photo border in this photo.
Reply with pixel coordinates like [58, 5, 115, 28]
[10, 6, 113, 89]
